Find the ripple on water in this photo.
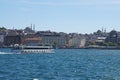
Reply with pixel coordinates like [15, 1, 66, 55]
[0, 49, 120, 80]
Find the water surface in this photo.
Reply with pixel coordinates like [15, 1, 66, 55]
[0, 49, 120, 80]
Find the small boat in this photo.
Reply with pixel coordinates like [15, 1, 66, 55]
[13, 46, 54, 53]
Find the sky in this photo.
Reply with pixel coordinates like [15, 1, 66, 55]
[0, 0, 120, 33]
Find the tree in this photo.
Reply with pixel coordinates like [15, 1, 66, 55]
[85, 41, 96, 46]
[107, 42, 118, 46]
[53, 42, 57, 48]
[0, 27, 6, 30]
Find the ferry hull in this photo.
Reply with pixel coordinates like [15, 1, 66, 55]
[21, 49, 54, 53]
[13, 46, 54, 54]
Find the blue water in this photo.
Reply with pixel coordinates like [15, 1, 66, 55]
[0, 49, 120, 80]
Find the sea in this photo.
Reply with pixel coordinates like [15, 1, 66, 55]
[0, 48, 120, 80]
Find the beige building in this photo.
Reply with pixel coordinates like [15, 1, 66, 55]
[68, 37, 86, 48]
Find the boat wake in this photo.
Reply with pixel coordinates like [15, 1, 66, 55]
[0, 51, 21, 54]
[0, 52, 11, 54]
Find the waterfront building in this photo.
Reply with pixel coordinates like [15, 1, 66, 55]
[35, 31, 67, 48]
[4, 35, 22, 46]
[117, 32, 120, 45]
[106, 30, 118, 43]
[67, 33, 86, 48]
[4, 30, 23, 46]
[68, 37, 86, 48]
[80, 39, 86, 47]
[22, 34, 41, 46]
[86, 34, 98, 43]
[96, 37, 106, 43]
[40, 35, 67, 48]
[68, 37, 80, 48]
[0, 30, 7, 47]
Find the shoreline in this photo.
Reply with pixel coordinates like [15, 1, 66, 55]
[1, 46, 120, 50]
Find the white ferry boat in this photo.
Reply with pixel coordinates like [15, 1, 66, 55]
[13, 46, 54, 53]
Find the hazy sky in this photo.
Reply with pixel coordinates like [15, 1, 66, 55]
[0, 0, 120, 33]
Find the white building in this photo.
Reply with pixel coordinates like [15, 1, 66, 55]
[96, 37, 106, 42]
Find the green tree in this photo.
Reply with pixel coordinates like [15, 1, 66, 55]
[53, 42, 57, 48]
[85, 41, 96, 46]
[107, 42, 118, 46]
[0, 27, 6, 30]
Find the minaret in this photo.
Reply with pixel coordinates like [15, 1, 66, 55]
[104, 28, 106, 33]
[13, 26, 14, 30]
[33, 24, 35, 31]
[102, 27, 103, 33]
[31, 24, 32, 30]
